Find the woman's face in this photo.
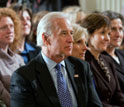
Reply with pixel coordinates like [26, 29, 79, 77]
[109, 18, 124, 47]
[0, 16, 15, 47]
[72, 36, 87, 60]
[20, 10, 31, 37]
[90, 27, 110, 52]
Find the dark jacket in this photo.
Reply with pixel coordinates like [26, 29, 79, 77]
[20, 42, 41, 64]
[10, 53, 102, 107]
[102, 50, 124, 94]
[85, 50, 124, 107]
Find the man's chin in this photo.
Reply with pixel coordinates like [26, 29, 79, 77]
[65, 52, 72, 57]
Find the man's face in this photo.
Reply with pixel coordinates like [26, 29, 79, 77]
[47, 18, 73, 59]
[0, 16, 15, 47]
[109, 18, 124, 47]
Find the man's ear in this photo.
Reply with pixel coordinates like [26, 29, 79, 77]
[42, 33, 50, 45]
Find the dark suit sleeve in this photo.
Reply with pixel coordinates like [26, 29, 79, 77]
[86, 63, 103, 107]
[10, 70, 36, 107]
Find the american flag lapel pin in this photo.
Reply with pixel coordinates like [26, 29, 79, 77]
[74, 74, 79, 78]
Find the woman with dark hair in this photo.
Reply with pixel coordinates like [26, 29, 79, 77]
[10, 3, 41, 64]
[102, 10, 124, 94]
[81, 13, 124, 107]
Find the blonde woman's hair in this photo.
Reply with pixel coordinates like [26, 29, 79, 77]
[72, 24, 88, 43]
[0, 8, 22, 52]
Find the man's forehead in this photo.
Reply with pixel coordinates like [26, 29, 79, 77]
[52, 18, 72, 29]
[53, 17, 70, 24]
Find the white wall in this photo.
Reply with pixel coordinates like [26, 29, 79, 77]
[79, 0, 124, 14]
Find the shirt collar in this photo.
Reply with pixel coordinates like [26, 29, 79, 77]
[41, 51, 65, 71]
[22, 42, 35, 54]
[0, 48, 14, 57]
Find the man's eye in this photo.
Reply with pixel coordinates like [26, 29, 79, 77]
[119, 27, 123, 31]
[76, 40, 81, 44]
[70, 31, 73, 35]
[62, 32, 67, 35]
[111, 28, 116, 31]
[0, 26, 7, 30]
[101, 31, 105, 34]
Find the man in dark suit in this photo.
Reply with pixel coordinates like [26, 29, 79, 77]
[10, 12, 102, 107]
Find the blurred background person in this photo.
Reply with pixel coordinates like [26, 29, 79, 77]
[63, 6, 86, 24]
[31, 0, 62, 13]
[31, 10, 49, 44]
[72, 24, 88, 60]
[102, 10, 124, 93]
[10, 3, 41, 64]
[0, 8, 24, 107]
[0, 0, 17, 7]
[17, 0, 79, 13]
[81, 13, 124, 107]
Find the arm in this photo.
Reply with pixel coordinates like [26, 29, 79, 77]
[86, 63, 103, 107]
[10, 70, 36, 107]
[0, 80, 10, 107]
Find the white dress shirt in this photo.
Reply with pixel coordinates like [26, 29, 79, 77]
[41, 52, 77, 107]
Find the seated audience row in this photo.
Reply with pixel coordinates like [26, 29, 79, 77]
[10, 12, 102, 107]
[0, 4, 124, 107]
[81, 13, 124, 107]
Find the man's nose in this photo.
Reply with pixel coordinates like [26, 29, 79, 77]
[68, 34, 74, 43]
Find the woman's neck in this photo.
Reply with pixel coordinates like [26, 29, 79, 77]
[18, 38, 25, 52]
[106, 46, 116, 57]
[89, 47, 100, 60]
[0, 44, 9, 53]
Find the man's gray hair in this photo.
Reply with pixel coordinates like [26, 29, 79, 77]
[36, 12, 68, 47]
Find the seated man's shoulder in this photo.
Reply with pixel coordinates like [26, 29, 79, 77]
[14, 56, 39, 79]
[66, 56, 91, 77]
[67, 56, 89, 67]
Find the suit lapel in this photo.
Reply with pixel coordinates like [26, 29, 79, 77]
[65, 58, 86, 107]
[65, 59, 78, 93]
[35, 54, 60, 106]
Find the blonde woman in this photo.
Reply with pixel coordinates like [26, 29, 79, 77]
[72, 24, 88, 60]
